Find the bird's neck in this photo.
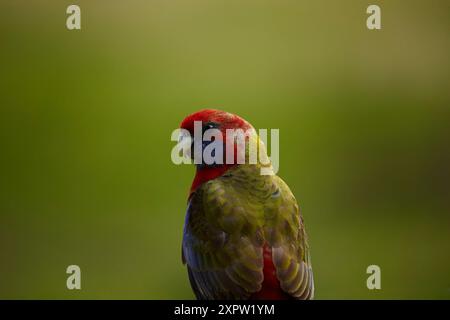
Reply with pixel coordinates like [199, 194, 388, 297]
[189, 164, 235, 196]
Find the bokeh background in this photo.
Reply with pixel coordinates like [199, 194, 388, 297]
[0, 0, 449, 299]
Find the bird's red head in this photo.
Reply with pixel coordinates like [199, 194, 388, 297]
[180, 109, 252, 136]
[180, 109, 253, 195]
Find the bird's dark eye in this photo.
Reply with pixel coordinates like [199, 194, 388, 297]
[203, 122, 218, 133]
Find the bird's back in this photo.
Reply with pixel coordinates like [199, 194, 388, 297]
[182, 164, 314, 300]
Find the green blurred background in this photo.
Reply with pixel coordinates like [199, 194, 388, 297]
[0, 0, 449, 299]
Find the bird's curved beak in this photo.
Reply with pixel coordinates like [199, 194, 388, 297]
[178, 130, 193, 160]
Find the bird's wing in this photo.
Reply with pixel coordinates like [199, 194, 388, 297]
[266, 176, 314, 299]
[182, 167, 268, 300]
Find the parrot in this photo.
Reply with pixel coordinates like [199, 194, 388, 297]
[179, 109, 314, 300]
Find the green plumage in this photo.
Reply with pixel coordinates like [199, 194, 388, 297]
[182, 163, 314, 299]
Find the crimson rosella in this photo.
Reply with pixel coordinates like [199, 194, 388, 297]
[179, 109, 314, 300]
